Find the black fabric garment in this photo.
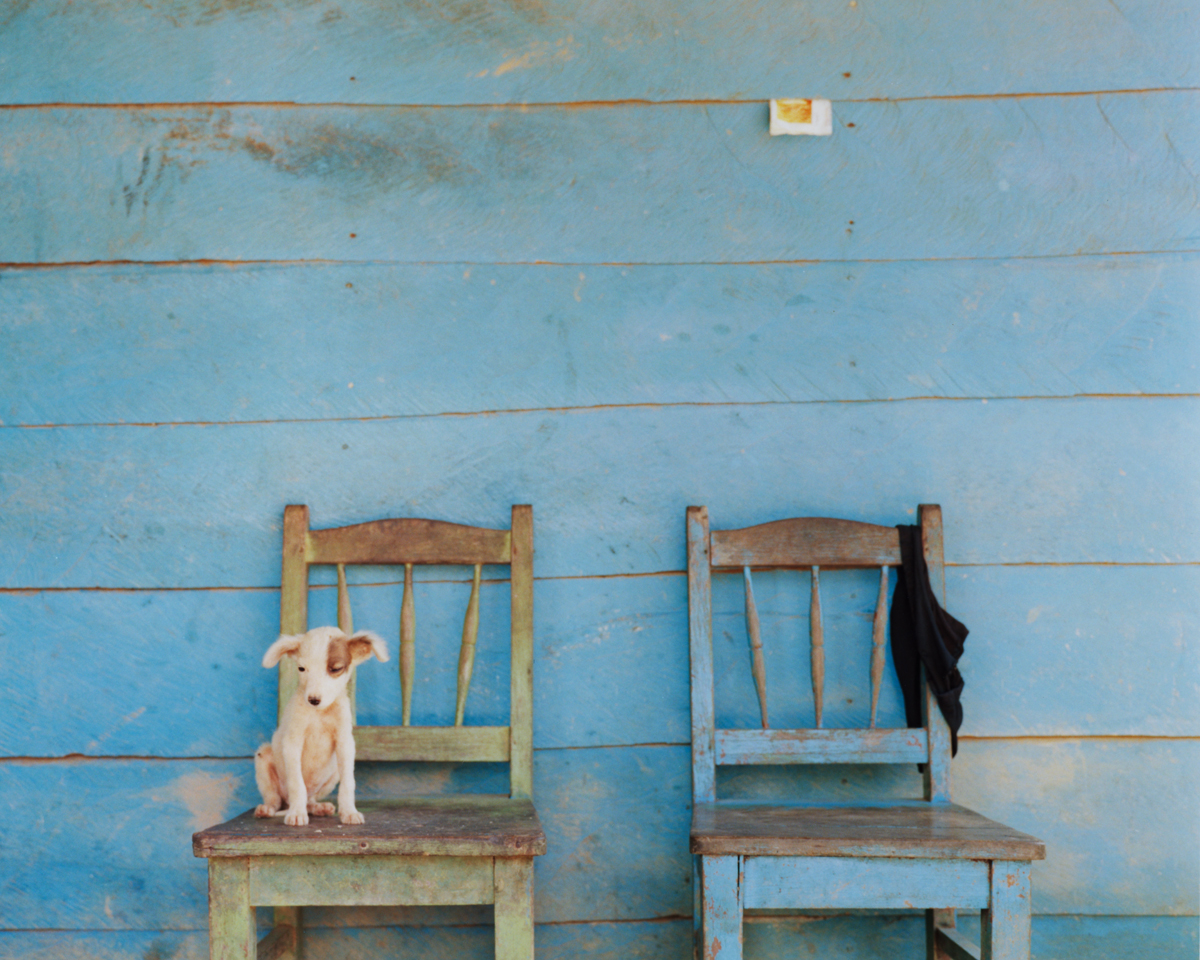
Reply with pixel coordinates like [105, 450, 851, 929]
[889, 525, 968, 756]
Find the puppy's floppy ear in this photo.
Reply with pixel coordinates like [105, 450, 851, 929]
[347, 630, 389, 664]
[263, 633, 304, 668]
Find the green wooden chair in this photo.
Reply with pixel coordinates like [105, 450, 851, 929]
[687, 504, 1044, 960]
[194, 504, 545, 960]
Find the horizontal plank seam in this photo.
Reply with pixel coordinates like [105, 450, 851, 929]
[4, 735, 1196, 762]
[1, 249, 1197, 272]
[5, 392, 1198, 432]
[2, 560, 1198, 594]
[0, 87, 1195, 110]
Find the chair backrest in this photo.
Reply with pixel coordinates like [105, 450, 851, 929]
[278, 504, 534, 799]
[687, 504, 952, 805]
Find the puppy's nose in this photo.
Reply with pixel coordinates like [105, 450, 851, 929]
[308, 696, 321, 706]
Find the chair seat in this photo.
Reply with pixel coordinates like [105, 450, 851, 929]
[194, 797, 546, 859]
[691, 801, 1044, 861]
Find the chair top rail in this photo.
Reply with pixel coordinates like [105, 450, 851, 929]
[711, 517, 900, 570]
[306, 517, 512, 566]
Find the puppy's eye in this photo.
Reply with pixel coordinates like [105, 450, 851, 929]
[297, 666, 306, 672]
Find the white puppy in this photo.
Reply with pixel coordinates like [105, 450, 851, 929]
[255, 626, 389, 826]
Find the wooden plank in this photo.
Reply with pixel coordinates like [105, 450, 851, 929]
[3, 255, 1197, 429]
[247, 855, 494, 907]
[195, 799, 544, 859]
[255, 923, 298, 960]
[714, 728, 928, 765]
[981, 862, 1033, 960]
[308, 520, 511, 567]
[3, 564, 1198, 759]
[208, 858, 255, 960]
[687, 506, 717, 803]
[712, 520, 900, 570]
[1, 0, 1195, 105]
[494, 858, 535, 960]
[508, 505, 535, 801]
[1, 94, 1196, 264]
[2, 916, 1195, 960]
[699, 856, 742, 960]
[278, 505, 309, 714]
[5, 397, 1197, 590]
[691, 802, 1044, 860]
[921, 505, 952, 802]
[353, 726, 511, 763]
[936, 925, 982, 960]
[742, 856, 989, 909]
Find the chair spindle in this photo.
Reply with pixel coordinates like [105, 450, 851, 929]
[869, 565, 889, 728]
[455, 564, 483, 726]
[400, 562, 415, 726]
[337, 563, 356, 723]
[810, 565, 824, 728]
[743, 567, 769, 729]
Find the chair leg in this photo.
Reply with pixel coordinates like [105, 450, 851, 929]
[208, 859, 255, 960]
[692, 855, 703, 960]
[700, 855, 742, 960]
[495, 857, 535, 960]
[260, 908, 301, 960]
[981, 861, 1032, 960]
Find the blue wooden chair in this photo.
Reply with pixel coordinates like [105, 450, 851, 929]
[687, 504, 1044, 960]
[194, 504, 544, 960]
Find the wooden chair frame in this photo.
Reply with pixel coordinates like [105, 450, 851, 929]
[687, 504, 1043, 960]
[195, 504, 544, 960]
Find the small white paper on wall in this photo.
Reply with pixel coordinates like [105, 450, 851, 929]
[769, 99, 833, 136]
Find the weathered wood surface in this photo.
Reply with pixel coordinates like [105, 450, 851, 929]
[741, 855, 990, 909]
[810, 566, 825, 729]
[687, 506, 717, 803]
[1, 0, 1194, 104]
[195, 799, 544, 858]
[691, 803, 1044, 860]
[507, 504, 535, 801]
[982, 861, 1033, 960]
[354, 725, 512, 763]
[3, 255, 1197, 428]
[0, 94, 1195, 264]
[869, 566, 889, 728]
[699, 856, 742, 960]
[4, 398, 1197, 590]
[456, 565, 483, 726]
[2, 915, 1195, 960]
[714, 728, 927, 765]
[309, 520, 511, 567]
[207, 858, 255, 960]
[1, 740, 1194, 930]
[494, 858, 535, 960]
[935, 925, 980, 960]
[247, 854, 496, 906]
[741, 567, 769, 729]
[4, 564, 1198, 758]
[400, 562, 416, 725]
[713, 520, 900, 570]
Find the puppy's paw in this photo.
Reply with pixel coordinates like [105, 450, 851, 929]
[308, 802, 336, 817]
[339, 808, 365, 825]
[283, 808, 309, 827]
[255, 804, 279, 818]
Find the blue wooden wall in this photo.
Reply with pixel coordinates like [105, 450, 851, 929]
[1, 1, 1198, 957]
